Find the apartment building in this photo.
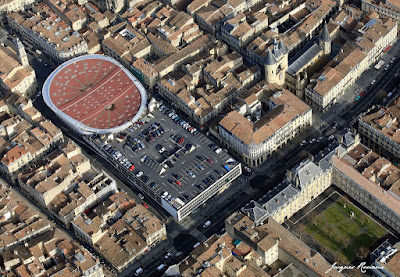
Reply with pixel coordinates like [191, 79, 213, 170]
[72, 191, 166, 272]
[7, 2, 88, 62]
[358, 102, 400, 164]
[243, 159, 331, 224]
[17, 139, 93, 208]
[0, 40, 37, 98]
[246, 0, 337, 65]
[98, 0, 124, 13]
[220, 8, 269, 52]
[0, 182, 103, 277]
[174, 232, 266, 276]
[0, 109, 63, 178]
[331, 155, 400, 233]
[48, 169, 118, 226]
[0, 0, 35, 21]
[212, 84, 312, 167]
[361, 0, 400, 23]
[312, 132, 400, 234]
[194, 4, 235, 35]
[149, 11, 202, 48]
[225, 212, 344, 276]
[0, 184, 51, 255]
[158, 49, 261, 126]
[102, 22, 151, 70]
[305, 17, 397, 112]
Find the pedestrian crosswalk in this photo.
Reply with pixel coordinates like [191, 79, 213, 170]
[169, 230, 180, 238]
[166, 245, 177, 255]
[244, 186, 253, 195]
[189, 228, 207, 243]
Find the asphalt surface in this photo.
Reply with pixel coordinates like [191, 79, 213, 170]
[106, 107, 237, 202]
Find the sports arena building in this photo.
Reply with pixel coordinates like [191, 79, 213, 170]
[43, 55, 147, 135]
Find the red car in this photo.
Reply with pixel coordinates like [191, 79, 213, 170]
[360, 91, 366, 96]
[143, 203, 149, 209]
[129, 165, 135, 171]
[178, 138, 184, 144]
[207, 158, 214, 164]
[175, 180, 182, 186]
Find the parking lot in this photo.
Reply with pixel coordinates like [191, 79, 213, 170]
[102, 104, 239, 208]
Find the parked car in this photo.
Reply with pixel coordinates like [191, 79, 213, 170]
[203, 220, 211, 228]
[136, 171, 144, 177]
[149, 182, 158, 189]
[172, 173, 181, 180]
[135, 268, 144, 276]
[187, 171, 196, 179]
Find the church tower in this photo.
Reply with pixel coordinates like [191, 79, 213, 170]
[264, 39, 288, 86]
[16, 38, 29, 68]
[319, 24, 331, 55]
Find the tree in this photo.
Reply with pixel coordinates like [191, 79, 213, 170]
[327, 225, 334, 239]
[319, 244, 328, 256]
[297, 223, 306, 240]
[310, 210, 319, 226]
[357, 246, 369, 260]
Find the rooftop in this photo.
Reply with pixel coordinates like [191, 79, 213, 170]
[43, 55, 147, 134]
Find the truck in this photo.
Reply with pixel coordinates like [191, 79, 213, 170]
[203, 220, 211, 228]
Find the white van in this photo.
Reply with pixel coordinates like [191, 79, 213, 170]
[193, 242, 201, 249]
[157, 264, 166, 271]
[135, 268, 143, 276]
[203, 220, 211, 228]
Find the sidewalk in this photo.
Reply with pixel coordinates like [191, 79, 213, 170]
[177, 175, 250, 231]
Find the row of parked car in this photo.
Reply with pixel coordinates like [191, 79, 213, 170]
[128, 122, 143, 133]
[141, 122, 165, 143]
[103, 144, 135, 171]
[159, 105, 198, 135]
[127, 137, 145, 152]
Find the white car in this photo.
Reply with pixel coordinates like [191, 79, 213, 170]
[370, 79, 376, 85]
[188, 171, 196, 179]
[136, 171, 144, 177]
[135, 268, 143, 276]
[162, 191, 169, 198]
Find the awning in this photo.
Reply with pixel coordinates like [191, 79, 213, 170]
[384, 45, 391, 52]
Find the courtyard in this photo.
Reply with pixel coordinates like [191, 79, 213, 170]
[288, 190, 390, 265]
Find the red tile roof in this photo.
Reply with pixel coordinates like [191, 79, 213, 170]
[48, 57, 143, 130]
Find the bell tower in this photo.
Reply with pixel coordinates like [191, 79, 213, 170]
[16, 38, 29, 68]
